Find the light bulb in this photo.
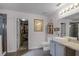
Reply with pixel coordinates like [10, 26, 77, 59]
[74, 3, 78, 6]
[22, 19, 26, 21]
[36, 23, 41, 25]
[74, 3, 78, 8]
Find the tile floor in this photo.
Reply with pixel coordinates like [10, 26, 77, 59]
[23, 48, 51, 56]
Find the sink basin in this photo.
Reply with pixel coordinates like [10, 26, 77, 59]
[68, 39, 79, 44]
[53, 37, 78, 44]
[64, 36, 77, 40]
[64, 37, 79, 43]
[53, 37, 69, 43]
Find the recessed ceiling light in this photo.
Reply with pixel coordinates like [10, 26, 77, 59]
[21, 19, 26, 21]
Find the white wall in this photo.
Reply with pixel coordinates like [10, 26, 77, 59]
[53, 18, 71, 36]
[48, 11, 72, 37]
[0, 9, 48, 52]
[48, 3, 79, 37]
[0, 35, 2, 55]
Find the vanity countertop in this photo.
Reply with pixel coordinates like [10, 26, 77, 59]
[52, 37, 79, 51]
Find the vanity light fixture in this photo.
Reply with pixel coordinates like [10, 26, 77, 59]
[64, 9, 66, 13]
[69, 5, 73, 11]
[77, 3, 79, 7]
[65, 8, 69, 13]
[59, 10, 63, 15]
[63, 10, 65, 13]
[67, 7, 71, 11]
[59, 3, 79, 15]
[59, 12, 61, 15]
[66, 8, 69, 11]
[61, 10, 64, 14]
[74, 3, 78, 5]
[71, 5, 75, 9]
[74, 3, 78, 8]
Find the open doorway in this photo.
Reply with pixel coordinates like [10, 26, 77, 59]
[17, 19, 28, 55]
[20, 19, 28, 49]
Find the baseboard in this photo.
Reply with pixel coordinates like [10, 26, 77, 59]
[2, 51, 6, 56]
[29, 46, 42, 50]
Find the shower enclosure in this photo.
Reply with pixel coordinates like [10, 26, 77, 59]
[0, 14, 7, 55]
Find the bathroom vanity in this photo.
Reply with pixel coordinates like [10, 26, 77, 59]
[50, 37, 79, 56]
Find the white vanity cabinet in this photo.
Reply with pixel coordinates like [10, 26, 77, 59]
[50, 40, 65, 56]
[55, 42, 65, 56]
[50, 37, 79, 56]
[50, 40, 56, 55]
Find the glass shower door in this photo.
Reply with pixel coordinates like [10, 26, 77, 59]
[0, 16, 4, 53]
[0, 14, 7, 55]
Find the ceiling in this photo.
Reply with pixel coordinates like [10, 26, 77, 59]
[63, 12, 79, 20]
[0, 3, 65, 16]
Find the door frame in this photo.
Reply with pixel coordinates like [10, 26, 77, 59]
[16, 18, 20, 49]
[16, 18, 29, 50]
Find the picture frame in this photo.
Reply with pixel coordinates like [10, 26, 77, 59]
[34, 19, 43, 32]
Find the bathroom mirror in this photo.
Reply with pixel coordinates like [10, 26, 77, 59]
[61, 23, 66, 37]
[69, 22, 79, 40]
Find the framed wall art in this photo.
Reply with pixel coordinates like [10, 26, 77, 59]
[34, 19, 43, 32]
